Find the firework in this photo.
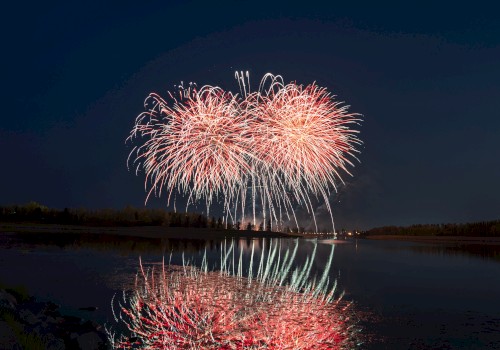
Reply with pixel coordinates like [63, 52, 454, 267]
[248, 74, 362, 231]
[106, 240, 356, 349]
[128, 72, 362, 231]
[128, 86, 253, 211]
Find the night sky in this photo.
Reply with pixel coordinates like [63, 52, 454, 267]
[2, 1, 499, 230]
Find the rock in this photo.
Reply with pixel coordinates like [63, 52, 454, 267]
[0, 289, 17, 310]
[45, 333, 66, 350]
[22, 300, 44, 315]
[32, 322, 47, 336]
[46, 315, 57, 324]
[54, 316, 66, 324]
[76, 331, 105, 350]
[18, 308, 38, 325]
[0, 287, 108, 349]
[42, 302, 61, 318]
[62, 315, 84, 333]
[82, 319, 102, 331]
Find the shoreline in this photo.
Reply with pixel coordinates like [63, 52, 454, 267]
[363, 235, 500, 245]
[2, 223, 499, 245]
[0, 222, 295, 240]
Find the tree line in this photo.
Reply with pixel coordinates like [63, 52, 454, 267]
[0, 202, 277, 232]
[363, 220, 500, 237]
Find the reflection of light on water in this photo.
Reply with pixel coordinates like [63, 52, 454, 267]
[107, 239, 362, 349]
[318, 239, 352, 245]
[409, 243, 500, 261]
[102, 260, 140, 293]
[237, 237, 262, 253]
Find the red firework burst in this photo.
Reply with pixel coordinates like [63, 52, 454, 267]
[251, 80, 361, 195]
[128, 72, 362, 231]
[129, 86, 253, 207]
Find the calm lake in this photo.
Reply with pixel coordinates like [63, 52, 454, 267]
[0, 232, 499, 349]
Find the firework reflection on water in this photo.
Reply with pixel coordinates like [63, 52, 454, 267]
[107, 239, 362, 349]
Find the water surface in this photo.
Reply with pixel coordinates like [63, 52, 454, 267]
[0, 232, 498, 349]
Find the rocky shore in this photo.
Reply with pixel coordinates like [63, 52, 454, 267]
[0, 287, 108, 349]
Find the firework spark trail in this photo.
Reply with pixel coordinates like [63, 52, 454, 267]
[128, 72, 362, 232]
[249, 76, 362, 231]
[128, 85, 255, 217]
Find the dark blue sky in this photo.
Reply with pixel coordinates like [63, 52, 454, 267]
[1, 1, 499, 229]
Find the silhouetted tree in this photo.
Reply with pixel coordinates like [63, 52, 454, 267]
[258, 222, 264, 231]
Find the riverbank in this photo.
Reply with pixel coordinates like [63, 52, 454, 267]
[363, 235, 500, 245]
[4, 223, 500, 245]
[0, 222, 293, 239]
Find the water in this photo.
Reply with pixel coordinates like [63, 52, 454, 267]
[0, 232, 499, 349]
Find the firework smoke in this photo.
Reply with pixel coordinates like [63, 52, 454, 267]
[128, 72, 362, 231]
